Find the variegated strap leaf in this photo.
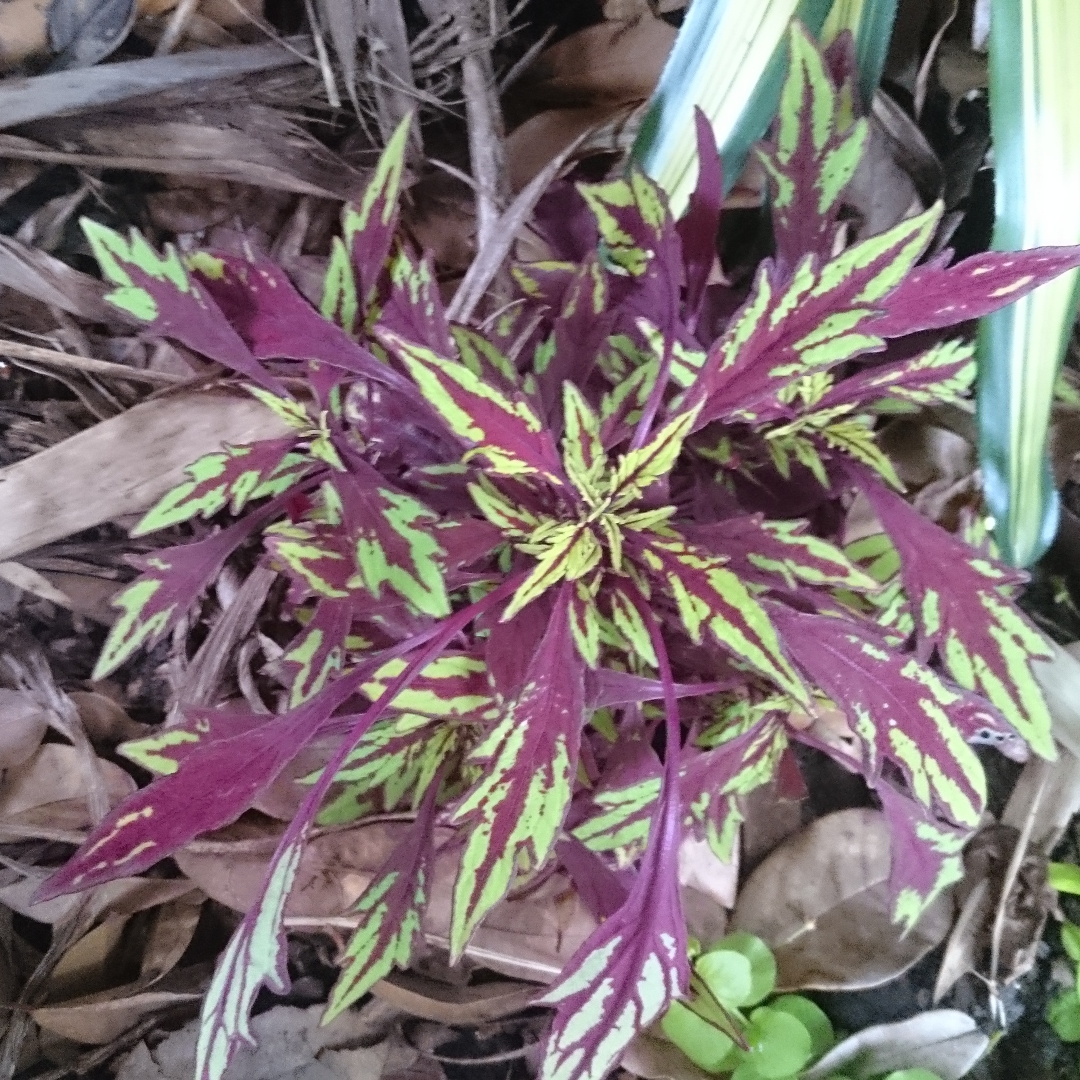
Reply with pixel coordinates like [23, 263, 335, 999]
[380, 329, 566, 484]
[448, 588, 585, 958]
[134, 438, 310, 537]
[196, 830, 301, 1080]
[578, 172, 672, 279]
[773, 606, 987, 835]
[316, 711, 462, 826]
[339, 464, 451, 618]
[816, 339, 976, 414]
[81, 220, 276, 390]
[94, 515, 260, 680]
[639, 532, 807, 704]
[757, 22, 868, 266]
[683, 203, 943, 429]
[323, 785, 439, 1022]
[686, 516, 879, 593]
[539, 775, 688, 1080]
[857, 477, 1054, 759]
[191, 252, 411, 393]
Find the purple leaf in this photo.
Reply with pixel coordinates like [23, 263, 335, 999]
[677, 109, 723, 327]
[557, 836, 632, 922]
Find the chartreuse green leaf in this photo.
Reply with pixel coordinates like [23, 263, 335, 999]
[742, 1006, 814, 1078]
[820, 0, 899, 106]
[1049, 861, 1080, 895]
[766, 995, 833, 1058]
[1062, 920, 1080, 963]
[1048, 988, 1080, 1042]
[978, 0, 1080, 567]
[660, 1002, 737, 1074]
[632, 0, 833, 214]
[700, 933, 777, 1007]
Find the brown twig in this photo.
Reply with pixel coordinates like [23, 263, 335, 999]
[448, 0, 508, 260]
[0, 341, 184, 386]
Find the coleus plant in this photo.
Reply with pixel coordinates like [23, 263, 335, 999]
[37, 24, 1080, 1080]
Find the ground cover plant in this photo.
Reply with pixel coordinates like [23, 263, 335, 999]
[30, 22, 1080, 1080]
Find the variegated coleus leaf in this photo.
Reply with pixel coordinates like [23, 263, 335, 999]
[539, 589, 688, 1080]
[338, 463, 451, 618]
[379, 329, 567, 485]
[134, 438, 311, 536]
[684, 515, 879, 593]
[377, 244, 456, 356]
[323, 779, 439, 1022]
[680, 710, 790, 862]
[815, 339, 975, 414]
[770, 605, 987, 925]
[194, 573, 523, 1080]
[637, 531, 808, 704]
[578, 171, 674, 280]
[362, 651, 496, 719]
[757, 22, 868, 268]
[321, 114, 411, 335]
[190, 252, 414, 395]
[280, 596, 353, 707]
[94, 513, 264, 680]
[118, 705, 261, 776]
[196, 830, 301, 1080]
[857, 474, 1054, 759]
[38, 659, 377, 900]
[263, 516, 355, 603]
[681, 204, 943, 430]
[448, 585, 586, 959]
[81, 220, 277, 390]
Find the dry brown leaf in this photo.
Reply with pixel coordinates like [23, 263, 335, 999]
[729, 808, 954, 991]
[0, 743, 134, 819]
[0, 688, 49, 770]
[137, 893, 204, 983]
[511, 17, 675, 110]
[69, 691, 148, 748]
[622, 1033, 716, 1080]
[801, 1009, 988, 1080]
[45, 914, 131, 1003]
[114, 1000, 392, 1079]
[32, 963, 209, 1046]
[0, 386, 293, 563]
[373, 970, 537, 1025]
[0, 39, 309, 129]
[6, 106, 362, 198]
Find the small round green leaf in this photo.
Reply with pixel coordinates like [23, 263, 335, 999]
[695, 948, 754, 1007]
[766, 994, 834, 1059]
[1048, 988, 1080, 1042]
[660, 1001, 737, 1074]
[1049, 861, 1080, 895]
[744, 1006, 813, 1079]
[702, 933, 776, 1006]
[1063, 921, 1080, 964]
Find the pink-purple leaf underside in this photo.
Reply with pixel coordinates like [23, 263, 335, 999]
[868, 245, 1080, 338]
[588, 669, 734, 710]
[676, 109, 722, 327]
[557, 836, 632, 921]
[192, 253, 415, 393]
